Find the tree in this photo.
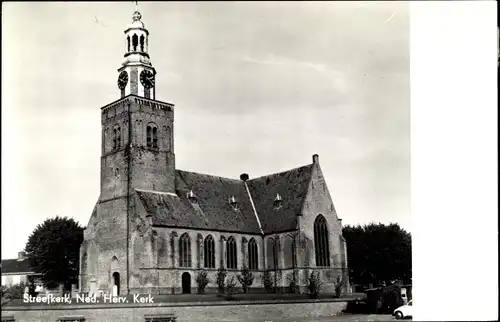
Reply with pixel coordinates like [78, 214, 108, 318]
[237, 266, 254, 294]
[25, 216, 84, 292]
[342, 223, 412, 287]
[262, 270, 274, 293]
[334, 276, 345, 298]
[1, 282, 27, 304]
[225, 276, 237, 299]
[307, 271, 322, 299]
[195, 270, 210, 294]
[216, 267, 227, 294]
[287, 272, 298, 293]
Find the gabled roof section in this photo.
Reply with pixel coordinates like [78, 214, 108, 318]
[135, 170, 262, 234]
[1, 259, 35, 274]
[135, 164, 315, 235]
[246, 164, 314, 234]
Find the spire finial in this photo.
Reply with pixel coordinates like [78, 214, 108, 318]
[132, 1, 142, 22]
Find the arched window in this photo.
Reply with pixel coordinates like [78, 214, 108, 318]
[204, 235, 215, 268]
[116, 127, 121, 148]
[132, 34, 138, 51]
[140, 35, 145, 52]
[146, 126, 152, 147]
[283, 235, 295, 269]
[146, 123, 158, 148]
[226, 236, 237, 269]
[112, 128, 117, 150]
[112, 126, 121, 150]
[266, 238, 276, 269]
[314, 215, 330, 267]
[88, 242, 97, 275]
[179, 233, 191, 268]
[152, 127, 158, 148]
[165, 126, 172, 151]
[248, 238, 258, 270]
[127, 36, 131, 52]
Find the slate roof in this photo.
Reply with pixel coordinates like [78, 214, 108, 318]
[135, 164, 315, 235]
[246, 164, 314, 233]
[1, 259, 35, 274]
[136, 171, 262, 234]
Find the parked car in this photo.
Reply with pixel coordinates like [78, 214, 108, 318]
[393, 300, 412, 319]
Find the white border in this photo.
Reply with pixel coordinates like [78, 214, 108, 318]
[411, 2, 498, 320]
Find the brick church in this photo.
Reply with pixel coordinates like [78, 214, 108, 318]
[79, 8, 349, 296]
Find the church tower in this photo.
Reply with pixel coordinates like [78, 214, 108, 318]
[100, 7, 176, 201]
[80, 7, 176, 296]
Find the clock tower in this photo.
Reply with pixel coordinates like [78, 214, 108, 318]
[82, 5, 176, 296]
[117, 9, 156, 99]
[100, 6, 176, 201]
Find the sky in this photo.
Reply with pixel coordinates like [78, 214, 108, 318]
[1, 1, 410, 259]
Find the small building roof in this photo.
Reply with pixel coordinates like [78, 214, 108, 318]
[1, 258, 36, 274]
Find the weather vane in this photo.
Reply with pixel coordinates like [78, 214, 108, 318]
[134, 1, 138, 12]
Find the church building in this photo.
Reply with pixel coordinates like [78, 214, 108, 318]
[79, 8, 349, 296]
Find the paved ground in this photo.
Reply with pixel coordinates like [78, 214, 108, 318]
[253, 315, 402, 322]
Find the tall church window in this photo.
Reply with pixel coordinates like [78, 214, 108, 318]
[226, 236, 237, 269]
[127, 36, 131, 52]
[266, 238, 276, 269]
[88, 242, 97, 275]
[140, 35, 145, 52]
[146, 123, 158, 148]
[116, 127, 121, 149]
[179, 233, 191, 268]
[283, 235, 296, 269]
[248, 238, 258, 270]
[204, 235, 215, 268]
[152, 127, 158, 148]
[113, 126, 121, 150]
[132, 34, 138, 51]
[314, 215, 330, 267]
[147, 126, 152, 147]
[165, 126, 172, 151]
[113, 129, 117, 150]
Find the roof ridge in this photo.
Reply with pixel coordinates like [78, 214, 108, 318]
[134, 188, 178, 196]
[176, 169, 242, 183]
[243, 181, 264, 234]
[247, 163, 314, 182]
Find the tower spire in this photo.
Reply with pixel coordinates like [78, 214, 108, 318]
[117, 1, 156, 99]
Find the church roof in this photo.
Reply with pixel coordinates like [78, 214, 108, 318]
[246, 164, 314, 233]
[136, 163, 314, 235]
[1, 258, 35, 274]
[136, 171, 262, 234]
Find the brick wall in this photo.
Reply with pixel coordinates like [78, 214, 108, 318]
[298, 157, 349, 292]
[2, 300, 348, 322]
[81, 197, 129, 295]
[128, 99, 175, 193]
[81, 96, 177, 295]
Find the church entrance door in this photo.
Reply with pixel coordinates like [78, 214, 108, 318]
[112, 272, 120, 296]
[181, 272, 191, 294]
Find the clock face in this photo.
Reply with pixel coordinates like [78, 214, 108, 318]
[117, 71, 128, 90]
[140, 70, 155, 89]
